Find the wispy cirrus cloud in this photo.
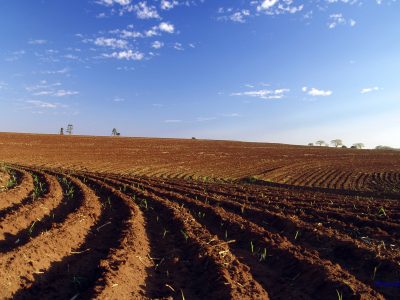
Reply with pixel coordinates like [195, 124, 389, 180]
[28, 39, 47, 45]
[164, 119, 182, 123]
[96, 0, 131, 6]
[103, 50, 144, 60]
[361, 86, 380, 94]
[32, 89, 79, 97]
[231, 88, 290, 100]
[41, 68, 69, 75]
[302, 87, 333, 97]
[25, 100, 66, 109]
[327, 13, 356, 29]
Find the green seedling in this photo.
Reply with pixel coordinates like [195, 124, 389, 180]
[181, 289, 186, 300]
[66, 186, 75, 199]
[181, 230, 189, 242]
[32, 175, 46, 199]
[378, 207, 387, 217]
[250, 241, 254, 254]
[260, 248, 267, 261]
[372, 263, 381, 280]
[5, 169, 18, 189]
[162, 228, 168, 239]
[72, 276, 87, 287]
[29, 221, 37, 235]
[140, 199, 148, 210]
[294, 230, 300, 240]
[336, 290, 343, 300]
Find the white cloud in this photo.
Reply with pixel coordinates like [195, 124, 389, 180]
[328, 13, 356, 29]
[64, 54, 79, 60]
[133, 2, 160, 19]
[42, 68, 69, 75]
[26, 100, 67, 109]
[33, 89, 79, 97]
[113, 97, 125, 102]
[104, 50, 144, 60]
[54, 90, 79, 97]
[231, 88, 290, 100]
[161, 0, 178, 10]
[220, 113, 240, 117]
[229, 10, 251, 23]
[152, 41, 164, 49]
[174, 42, 184, 51]
[257, 0, 278, 11]
[159, 22, 175, 33]
[95, 37, 128, 49]
[28, 39, 47, 45]
[164, 119, 182, 123]
[303, 87, 333, 96]
[25, 81, 61, 92]
[361, 86, 380, 94]
[0, 81, 7, 90]
[196, 117, 217, 122]
[96, 12, 107, 18]
[120, 30, 143, 38]
[97, 0, 131, 6]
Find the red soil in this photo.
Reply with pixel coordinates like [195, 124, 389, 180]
[0, 132, 399, 299]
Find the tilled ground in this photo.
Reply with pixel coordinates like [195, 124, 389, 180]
[0, 165, 399, 300]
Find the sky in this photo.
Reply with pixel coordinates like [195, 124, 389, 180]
[0, 0, 399, 148]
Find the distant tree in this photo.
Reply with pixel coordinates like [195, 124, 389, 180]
[308, 143, 314, 146]
[330, 139, 343, 148]
[60, 128, 64, 135]
[353, 143, 365, 149]
[342, 145, 347, 148]
[66, 124, 73, 135]
[112, 128, 120, 136]
[375, 145, 393, 150]
[192, 137, 196, 140]
[315, 140, 325, 146]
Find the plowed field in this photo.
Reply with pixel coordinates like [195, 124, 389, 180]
[0, 133, 399, 299]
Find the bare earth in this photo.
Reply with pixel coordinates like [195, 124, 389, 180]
[0, 132, 399, 299]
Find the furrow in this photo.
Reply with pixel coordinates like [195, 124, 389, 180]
[1, 175, 101, 299]
[126, 178, 384, 300]
[0, 169, 34, 211]
[106, 176, 270, 299]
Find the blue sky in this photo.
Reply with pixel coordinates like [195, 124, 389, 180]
[0, 0, 399, 148]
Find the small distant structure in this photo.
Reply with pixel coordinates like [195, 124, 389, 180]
[308, 143, 314, 146]
[60, 128, 64, 135]
[66, 124, 73, 135]
[112, 128, 120, 136]
[192, 137, 196, 140]
[342, 145, 347, 148]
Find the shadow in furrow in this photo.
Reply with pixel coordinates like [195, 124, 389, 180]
[12, 176, 131, 300]
[0, 173, 75, 253]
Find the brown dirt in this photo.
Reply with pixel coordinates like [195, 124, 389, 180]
[0, 132, 399, 299]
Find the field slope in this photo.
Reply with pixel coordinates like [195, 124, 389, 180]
[0, 132, 399, 299]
